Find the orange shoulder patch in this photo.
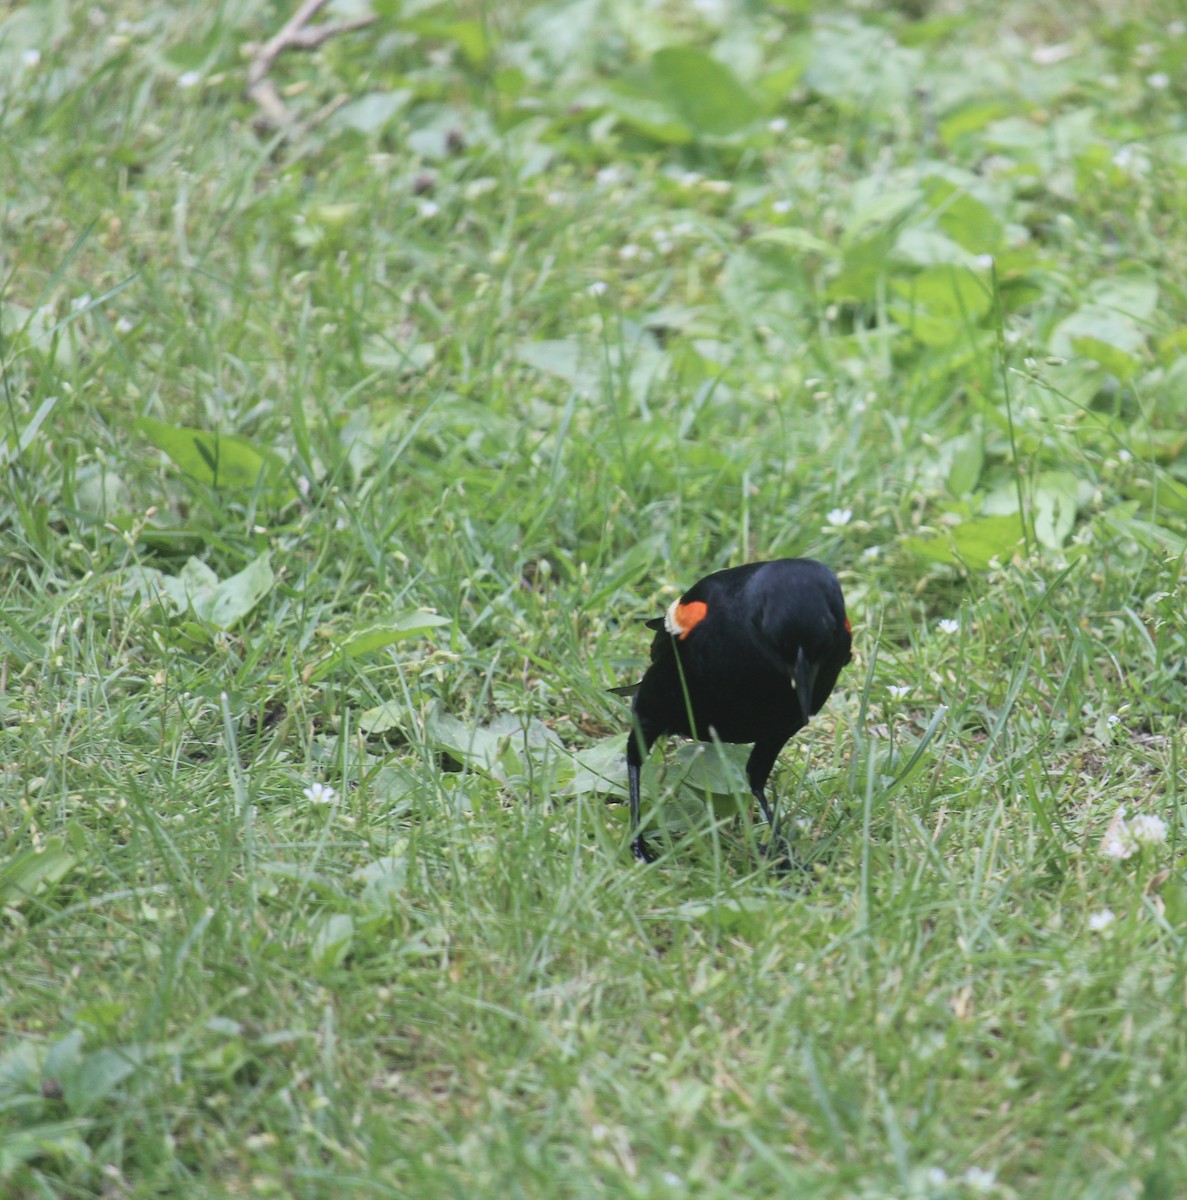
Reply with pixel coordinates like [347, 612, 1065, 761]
[665, 599, 708, 639]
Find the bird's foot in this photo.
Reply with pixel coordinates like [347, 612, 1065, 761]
[759, 838, 809, 879]
[631, 835, 658, 864]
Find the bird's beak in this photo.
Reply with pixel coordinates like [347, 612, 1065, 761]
[793, 647, 818, 727]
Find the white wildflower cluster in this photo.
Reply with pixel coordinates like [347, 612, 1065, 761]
[1101, 807, 1168, 860]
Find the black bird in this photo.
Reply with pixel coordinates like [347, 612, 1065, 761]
[619, 558, 851, 863]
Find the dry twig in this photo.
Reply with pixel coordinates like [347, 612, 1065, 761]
[245, 0, 377, 133]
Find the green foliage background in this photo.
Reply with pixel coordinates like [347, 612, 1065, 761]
[2, 0, 1186, 1196]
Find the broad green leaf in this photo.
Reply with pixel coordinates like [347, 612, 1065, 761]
[516, 338, 601, 394]
[847, 181, 921, 239]
[1150, 472, 1187, 515]
[0, 838, 76, 908]
[1086, 273, 1158, 320]
[159, 553, 274, 630]
[671, 741, 751, 798]
[135, 417, 288, 494]
[354, 855, 408, 907]
[903, 513, 1026, 570]
[64, 1048, 138, 1114]
[1101, 508, 1187, 556]
[359, 701, 406, 735]
[650, 47, 762, 137]
[981, 115, 1052, 162]
[802, 21, 920, 113]
[1050, 306, 1145, 379]
[946, 434, 984, 498]
[74, 463, 131, 518]
[827, 231, 896, 303]
[0, 1038, 41, 1102]
[311, 913, 354, 975]
[424, 706, 562, 781]
[1033, 471, 1088, 549]
[939, 100, 1016, 146]
[889, 265, 991, 346]
[408, 19, 491, 67]
[206, 553, 273, 629]
[752, 228, 839, 258]
[43, 1029, 84, 1083]
[924, 177, 1002, 254]
[561, 734, 629, 798]
[307, 613, 451, 684]
[604, 79, 693, 144]
[893, 228, 980, 269]
[0, 1121, 93, 1177]
[330, 90, 413, 135]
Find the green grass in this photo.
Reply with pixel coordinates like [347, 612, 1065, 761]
[3, 0, 1187, 1195]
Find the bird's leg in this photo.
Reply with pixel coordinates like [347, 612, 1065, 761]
[746, 738, 797, 868]
[627, 719, 657, 863]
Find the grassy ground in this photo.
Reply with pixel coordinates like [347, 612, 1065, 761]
[3, 0, 1187, 1195]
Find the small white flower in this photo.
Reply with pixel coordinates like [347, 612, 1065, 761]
[937, 619, 960, 634]
[418, 200, 440, 219]
[1148, 72, 1171, 90]
[826, 507, 852, 527]
[618, 243, 642, 260]
[963, 1165, 996, 1193]
[23, 48, 42, 69]
[115, 315, 134, 334]
[924, 1167, 948, 1186]
[975, 253, 995, 269]
[1100, 807, 1166, 859]
[1106, 713, 1121, 727]
[671, 221, 695, 238]
[888, 685, 911, 700]
[861, 545, 881, 561]
[1087, 909, 1115, 932]
[177, 70, 202, 89]
[1129, 814, 1168, 846]
[587, 280, 608, 297]
[768, 117, 789, 134]
[595, 165, 624, 187]
[1101, 829, 1136, 860]
[304, 782, 338, 806]
[772, 198, 793, 215]
[71, 293, 92, 313]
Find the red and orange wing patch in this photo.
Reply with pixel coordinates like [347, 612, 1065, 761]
[665, 599, 708, 640]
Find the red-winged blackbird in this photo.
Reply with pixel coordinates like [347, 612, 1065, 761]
[619, 558, 851, 863]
